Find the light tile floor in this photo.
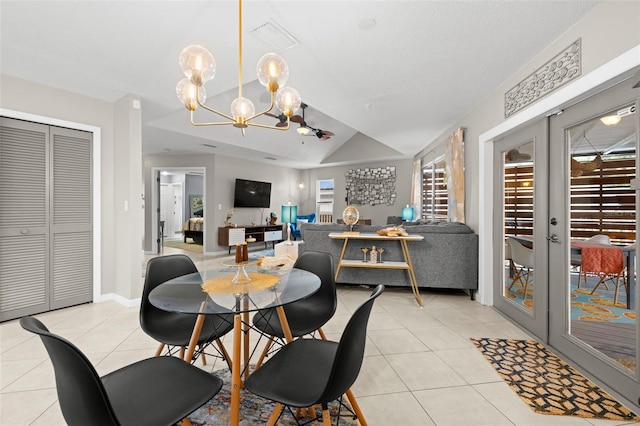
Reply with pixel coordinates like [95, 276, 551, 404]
[1, 245, 637, 425]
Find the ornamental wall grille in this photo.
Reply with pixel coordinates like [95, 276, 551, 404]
[345, 166, 396, 206]
[505, 38, 581, 118]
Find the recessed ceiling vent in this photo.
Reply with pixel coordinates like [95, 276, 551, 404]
[202, 143, 217, 149]
[265, 156, 277, 161]
[251, 19, 299, 51]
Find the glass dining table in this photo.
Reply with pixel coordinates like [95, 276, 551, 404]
[149, 261, 321, 426]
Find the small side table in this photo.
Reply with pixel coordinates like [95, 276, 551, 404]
[275, 240, 305, 259]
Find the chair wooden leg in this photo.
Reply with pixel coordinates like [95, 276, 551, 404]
[154, 342, 165, 357]
[255, 338, 274, 369]
[522, 270, 530, 301]
[179, 346, 185, 360]
[216, 338, 233, 371]
[180, 418, 192, 426]
[590, 275, 607, 295]
[317, 327, 328, 340]
[613, 274, 621, 306]
[345, 389, 367, 426]
[267, 403, 284, 426]
[577, 268, 582, 288]
[322, 408, 331, 426]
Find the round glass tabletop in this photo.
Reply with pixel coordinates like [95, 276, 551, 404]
[149, 266, 321, 315]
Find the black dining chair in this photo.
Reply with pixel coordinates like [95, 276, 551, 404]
[141, 254, 234, 366]
[20, 316, 222, 426]
[252, 251, 337, 366]
[245, 284, 384, 426]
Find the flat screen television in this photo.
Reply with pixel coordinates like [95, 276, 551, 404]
[233, 178, 272, 208]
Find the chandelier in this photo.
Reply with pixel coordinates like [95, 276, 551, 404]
[176, 0, 301, 134]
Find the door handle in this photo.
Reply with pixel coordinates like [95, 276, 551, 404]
[547, 234, 560, 244]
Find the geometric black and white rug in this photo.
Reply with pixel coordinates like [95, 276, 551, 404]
[471, 337, 639, 422]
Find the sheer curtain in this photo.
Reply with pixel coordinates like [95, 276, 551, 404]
[445, 128, 465, 223]
[410, 159, 422, 219]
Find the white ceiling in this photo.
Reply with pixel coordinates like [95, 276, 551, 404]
[0, 1, 601, 169]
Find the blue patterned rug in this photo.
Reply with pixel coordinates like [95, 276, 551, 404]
[187, 367, 359, 425]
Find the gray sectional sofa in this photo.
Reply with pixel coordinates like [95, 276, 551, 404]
[298, 222, 479, 299]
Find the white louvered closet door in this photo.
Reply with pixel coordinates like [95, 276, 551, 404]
[0, 118, 92, 321]
[50, 126, 92, 310]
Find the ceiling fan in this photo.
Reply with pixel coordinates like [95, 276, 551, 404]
[267, 103, 335, 140]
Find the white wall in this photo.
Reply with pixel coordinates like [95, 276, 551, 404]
[300, 159, 414, 225]
[0, 74, 143, 301]
[413, 1, 640, 304]
[416, 1, 640, 233]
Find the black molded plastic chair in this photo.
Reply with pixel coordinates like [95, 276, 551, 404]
[253, 251, 337, 366]
[245, 284, 384, 426]
[141, 254, 234, 365]
[20, 316, 222, 426]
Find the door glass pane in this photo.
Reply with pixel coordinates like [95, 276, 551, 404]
[568, 104, 637, 372]
[503, 141, 534, 311]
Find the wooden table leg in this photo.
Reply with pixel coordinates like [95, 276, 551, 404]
[230, 312, 242, 426]
[334, 238, 349, 281]
[243, 301, 250, 381]
[401, 240, 423, 307]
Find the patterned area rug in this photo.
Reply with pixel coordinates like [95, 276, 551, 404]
[187, 368, 358, 425]
[471, 338, 639, 421]
[504, 278, 635, 324]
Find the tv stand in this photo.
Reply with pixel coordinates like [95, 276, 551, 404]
[218, 225, 283, 254]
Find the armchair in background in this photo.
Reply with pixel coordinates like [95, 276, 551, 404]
[290, 212, 316, 240]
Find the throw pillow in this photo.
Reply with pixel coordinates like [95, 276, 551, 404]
[296, 218, 309, 229]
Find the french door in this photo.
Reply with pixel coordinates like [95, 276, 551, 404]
[493, 119, 548, 341]
[548, 76, 639, 409]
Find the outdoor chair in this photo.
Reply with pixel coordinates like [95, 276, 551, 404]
[245, 285, 384, 426]
[20, 316, 222, 426]
[571, 234, 611, 288]
[508, 237, 534, 302]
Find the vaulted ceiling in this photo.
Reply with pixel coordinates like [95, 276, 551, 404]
[0, 1, 600, 169]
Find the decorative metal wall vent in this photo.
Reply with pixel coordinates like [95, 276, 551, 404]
[505, 38, 581, 118]
[345, 166, 396, 206]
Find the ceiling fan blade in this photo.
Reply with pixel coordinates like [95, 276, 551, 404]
[319, 135, 331, 141]
[322, 130, 335, 137]
[264, 112, 279, 118]
[275, 121, 288, 128]
[290, 115, 304, 124]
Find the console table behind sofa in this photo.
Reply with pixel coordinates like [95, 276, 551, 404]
[299, 222, 478, 299]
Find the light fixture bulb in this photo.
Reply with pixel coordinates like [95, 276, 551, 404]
[230, 97, 256, 122]
[600, 115, 621, 126]
[257, 53, 289, 92]
[297, 126, 310, 135]
[179, 45, 216, 86]
[275, 86, 301, 117]
[176, 78, 206, 111]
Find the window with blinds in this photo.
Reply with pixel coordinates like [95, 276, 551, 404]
[503, 153, 635, 244]
[570, 153, 635, 245]
[422, 158, 448, 221]
[504, 163, 534, 237]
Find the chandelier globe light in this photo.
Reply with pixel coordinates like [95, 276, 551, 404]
[176, 0, 301, 133]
